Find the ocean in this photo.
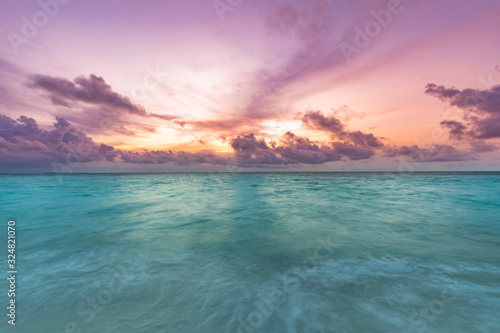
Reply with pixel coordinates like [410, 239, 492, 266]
[1, 172, 499, 332]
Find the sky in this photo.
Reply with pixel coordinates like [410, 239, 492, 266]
[1, 0, 500, 172]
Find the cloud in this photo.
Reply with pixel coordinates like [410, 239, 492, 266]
[230, 131, 376, 166]
[230, 133, 286, 165]
[426, 83, 500, 139]
[297, 106, 491, 163]
[384, 144, 476, 162]
[343, 131, 384, 148]
[63, 107, 158, 136]
[30, 74, 176, 136]
[177, 118, 263, 137]
[468, 140, 497, 153]
[33, 74, 160, 117]
[0, 114, 228, 168]
[440, 120, 467, 140]
[0, 58, 39, 111]
[0, 107, 489, 170]
[301, 109, 345, 134]
[237, 0, 348, 118]
[118, 149, 227, 166]
[242, 0, 416, 118]
[300, 109, 384, 147]
[0, 114, 117, 168]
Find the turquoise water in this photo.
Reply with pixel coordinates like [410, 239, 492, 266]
[1, 172, 500, 333]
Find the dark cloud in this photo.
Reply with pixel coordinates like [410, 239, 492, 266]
[230, 131, 376, 166]
[426, 83, 500, 139]
[384, 144, 476, 162]
[342, 131, 384, 148]
[231, 133, 286, 165]
[33, 75, 140, 113]
[440, 120, 467, 140]
[277, 133, 341, 164]
[0, 114, 228, 169]
[33, 74, 164, 118]
[0, 106, 490, 170]
[301, 110, 384, 148]
[30, 74, 176, 136]
[301, 110, 345, 134]
[119, 149, 228, 166]
[468, 140, 497, 153]
[330, 141, 375, 160]
[0, 114, 117, 168]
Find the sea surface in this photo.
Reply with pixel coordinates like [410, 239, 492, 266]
[1, 172, 500, 333]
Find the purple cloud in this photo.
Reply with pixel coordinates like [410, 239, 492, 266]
[118, 149, 227, 166]
[34, 75, 154, 116]
[29, 74, 177, 137]
[0, 114, 117, 168]
[426, 83, 500, 139]
[0, 109, 489, 170]
[440, 120, 467, 140]
[0, 114, 230, 169]
[468, 140, 497, 153]
[230, 131, 376, 166]
[301, 110, 345, 134]
[301, 110, 384, 147]
[231, 133, 286, 165]
[384, 144, 476, 162]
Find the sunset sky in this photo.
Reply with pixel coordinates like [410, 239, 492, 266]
[1, 0, 500, 172]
